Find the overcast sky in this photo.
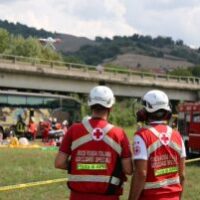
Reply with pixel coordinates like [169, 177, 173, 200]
[1, 0, 200, 47]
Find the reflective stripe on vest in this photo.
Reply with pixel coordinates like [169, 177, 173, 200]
[148, 126, 172, 140]
[71, 118, 122, 155]
[82, 117, 114, 136]
[68, 174, 121, 186]
[148, 140, 162, 156]
[77, 163, 107, 170]
[154, 166, 178, 176]
[144, 126, 181, 189]
[72, 134, 92, 150]
[148, 126, 182, 156]
[144, 177, 180, 189]
[103, 136, 122, 155]
[148, 126, 174, 157]
[168, 141, 182, 155]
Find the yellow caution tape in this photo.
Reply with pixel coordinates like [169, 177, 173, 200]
[1, 157, 200, 192]
[185, 157, 200, 164]
[0, 144, 41, 149]
[0, 178, 67, 192]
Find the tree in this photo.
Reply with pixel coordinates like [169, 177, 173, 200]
[0, 28, 9, 53]
[176, 39, 184, 46]
[21, 37, 42, 57]
[7, 35, 26, 56]
[153, 36, 170, 47]
[109, 99, 137, 126]
[4, 34, 63, 61]
[7, 36, 42, 58]
[189, 65, 200, 77]
[169, 68, 192, 77]
[0, 19, 54, 39]
[63, 55, 85, 64]
[41, 47, 62, 61]
[130, 34, 139, 41]
[95, 36, 104, 43]
[139, 35, 153, 45]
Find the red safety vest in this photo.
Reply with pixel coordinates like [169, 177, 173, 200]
[68, 118, 125, 195]
[136, 125, 183, 198]
[28, 122, 37, 136]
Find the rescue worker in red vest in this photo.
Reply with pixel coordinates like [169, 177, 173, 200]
[27, 116, 37, 140]
[55, 85, 133, 200]
[128, 90, 186, 200]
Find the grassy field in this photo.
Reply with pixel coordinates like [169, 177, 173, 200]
[0, 129, 200, 200]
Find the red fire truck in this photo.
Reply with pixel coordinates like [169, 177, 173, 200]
[178, 102, 200, 156]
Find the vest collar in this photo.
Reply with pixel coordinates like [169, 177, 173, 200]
[149, 120, 167, 125]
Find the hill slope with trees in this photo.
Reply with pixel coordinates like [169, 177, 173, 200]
[68, 35, 200, 70]
[0, 19, 95, 53]
[1, 19, 200, 76]
[0, 28, 62, 61]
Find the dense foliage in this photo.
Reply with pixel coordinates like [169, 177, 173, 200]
[169, 68, 192, 77]
[80, 96, 139, 127]
[69, 34, 200, 66]
[1, 19, 200, 77]
[109, 99, 138, 127]
[0, 19, 54, 38]
[0, 28, 62, 61]
[169, 65, 200, 78]
[189, 66, 200, 77]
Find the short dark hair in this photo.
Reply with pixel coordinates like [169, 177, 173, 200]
[147, 109, 171, 121]
[90, 104, 109, 112]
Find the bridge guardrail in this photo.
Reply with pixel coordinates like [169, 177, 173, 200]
[0, 54, 200, 85]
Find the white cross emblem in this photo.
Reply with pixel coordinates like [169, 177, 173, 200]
[159, 132, 170, 145]
[92, 128, 105, 141]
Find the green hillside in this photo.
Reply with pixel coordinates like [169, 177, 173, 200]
[0, 19, 54, 38]
[1, 19, 200, 75]
[0, 19, 95, 53]
[69, 35, 200, 66]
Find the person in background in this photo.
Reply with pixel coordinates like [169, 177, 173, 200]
[128, 90, 186, 200]
[62, 120, 68, 134]
[39, 118, 51, 143]
[37, 118, 44, 135]
[96, 64, 104, 74]
[55, 85, 133, 200]
[15, 115, 26, 137]
[37, 118, 47, 142]
[55, 120, 69, 146]
[26, 117, 37, 140]
[51, 118, 57, 130]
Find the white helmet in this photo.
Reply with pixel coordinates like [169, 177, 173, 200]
[53, 118, 57, 123]
[88, 86, 115, 108]
[142, 90, 171, 113]
[62, 120, 68, 126]
[31, 117, 35, 122]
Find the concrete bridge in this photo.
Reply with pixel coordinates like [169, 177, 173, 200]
[0, 54, 200, 101]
